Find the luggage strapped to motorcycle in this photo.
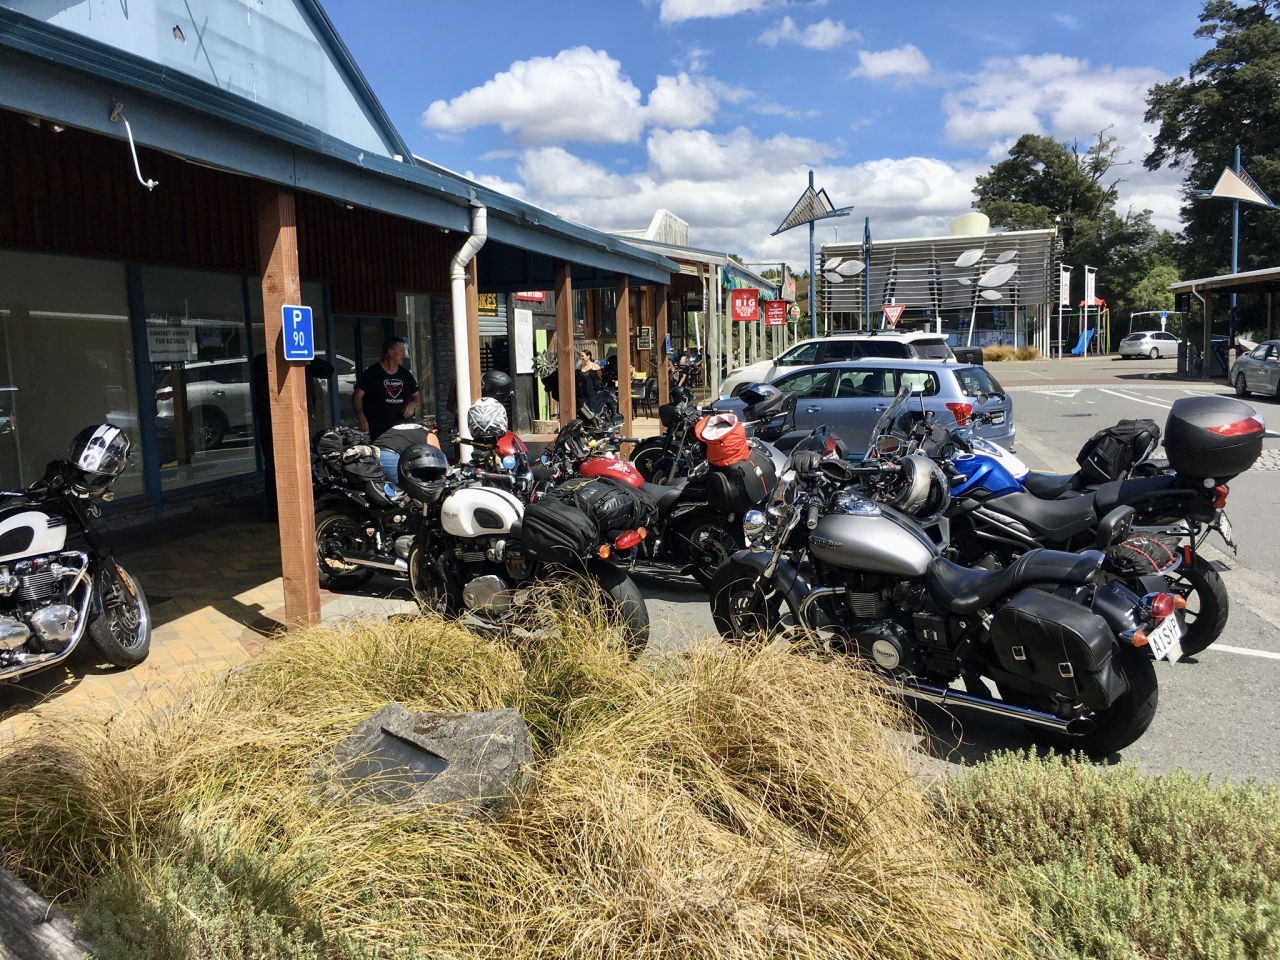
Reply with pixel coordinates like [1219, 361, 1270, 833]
[1076, 418, 1161, 485]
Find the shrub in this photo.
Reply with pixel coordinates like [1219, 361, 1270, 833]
[1014, 346, 1040, 361]
[982, 346, 1016, 362]
[944, 751, 1280, 960]
[0, 613, 1025, 960]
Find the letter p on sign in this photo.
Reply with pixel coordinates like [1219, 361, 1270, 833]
[282, 304, 315, 361]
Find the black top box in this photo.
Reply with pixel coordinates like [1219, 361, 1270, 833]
[1163, 396, 1264, 482]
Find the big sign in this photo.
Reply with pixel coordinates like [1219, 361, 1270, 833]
[730, 287, 759, 322]
[765, 300, 788, 326]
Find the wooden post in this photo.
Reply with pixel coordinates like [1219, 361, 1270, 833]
[616, 274, 633, 445]
[554, 261, 574, 424]
[656, 283, 670, 407]
[256, 186, 321, 627]
[465, 257, 482, 403]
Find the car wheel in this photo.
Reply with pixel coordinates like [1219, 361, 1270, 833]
[188, 406, 228, 450]
[1235, 373, 1251, 398]
[1148, 347, 1159, 360]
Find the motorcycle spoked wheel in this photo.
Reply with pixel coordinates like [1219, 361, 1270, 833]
[314, 507, 376, 590]
[709, 560, 784, 642]
[407, 541, 463, 618]
[88, 562, 151, 668]
[676, 515, 742, 588]
[997, 642, 1159, 757]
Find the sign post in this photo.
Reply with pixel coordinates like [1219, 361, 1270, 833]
[281, 305, 315, 362]
[1058, 265, 1071, 359]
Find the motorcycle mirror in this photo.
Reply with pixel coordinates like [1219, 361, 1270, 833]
[1095, 505, 1136, 550]
[876, 436, 902, 456]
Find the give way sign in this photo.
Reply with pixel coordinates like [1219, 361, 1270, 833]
[882, 303, 905, 327]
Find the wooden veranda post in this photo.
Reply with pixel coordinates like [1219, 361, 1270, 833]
[466, 257, 482, 403]
[656, 284, 669, 406]
[554, 262, 574, 424]
[616, 275, 633, 447]
[256, 186, 321, 627]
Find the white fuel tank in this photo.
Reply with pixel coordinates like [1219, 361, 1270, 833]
[440, 487, 523, 539]
[0, 510, 66, 562]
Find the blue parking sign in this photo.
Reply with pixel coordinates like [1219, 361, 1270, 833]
[282, 305, 314, 361]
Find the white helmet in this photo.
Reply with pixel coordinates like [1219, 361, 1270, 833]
[467, 397, 509, 440]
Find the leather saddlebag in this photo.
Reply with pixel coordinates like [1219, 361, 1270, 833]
[544, 477, 658, 540]
[706, 447, 777, 515]
[521, 498, 599, 565]
[989, 589, 1128, 712]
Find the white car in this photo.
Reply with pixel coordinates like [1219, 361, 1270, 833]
[719, 331, 955, 398]
[1118, 330, 1179, 359]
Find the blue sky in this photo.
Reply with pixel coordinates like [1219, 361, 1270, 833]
[323, 0, 1209, 264]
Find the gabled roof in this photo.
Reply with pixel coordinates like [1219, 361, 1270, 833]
[0, 3, 676, 284]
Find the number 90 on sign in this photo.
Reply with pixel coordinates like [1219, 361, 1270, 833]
[282, 304, 314, 362]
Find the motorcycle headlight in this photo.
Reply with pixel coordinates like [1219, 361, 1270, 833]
[743, 509, 767, 541]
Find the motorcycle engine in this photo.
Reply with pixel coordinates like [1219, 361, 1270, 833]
[0, 554, 85, 656]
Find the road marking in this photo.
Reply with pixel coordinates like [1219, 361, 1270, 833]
[1040, 389, 1081, 398]
[1098, 388, 1174, 409]
[1211, 644, 1280, 661]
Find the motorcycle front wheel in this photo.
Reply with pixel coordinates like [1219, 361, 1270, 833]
[709, 560, 783, 641]
[407, 540, 463, 618]
[88, 562, 151, 667]
[630, 437, 668, 482]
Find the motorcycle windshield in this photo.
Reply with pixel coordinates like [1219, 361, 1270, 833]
[867, 385, 915, 454]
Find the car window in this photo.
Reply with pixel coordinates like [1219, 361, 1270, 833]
[1267, 345, 1279, 361]
[851, 341, 912, 358]
[1158, 332, 1176, 340]
[831, 369, 895, 398]
[954, 366, 1005, 396]
[896, 371, 940, 396]
[774, 369, 835, 398]
[1252, 344, 1270, 359]
[779, 342, 820, 365]
[821, 341, 861, 361]
[910, 341, 951, 360]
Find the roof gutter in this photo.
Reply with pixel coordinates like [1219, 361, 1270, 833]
[451, 203, 488, 462]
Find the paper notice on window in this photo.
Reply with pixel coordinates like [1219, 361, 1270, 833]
[147, 326, 197, 363]
[515, 308, 534, 375]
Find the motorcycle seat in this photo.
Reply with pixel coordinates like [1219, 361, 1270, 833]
[1020, 471, 1082, 499]
[642, 479, 688, 511]
[1092, 475, 1180, 515]
[985, 491, 1099, 545]
[925, 549, 1103, 615]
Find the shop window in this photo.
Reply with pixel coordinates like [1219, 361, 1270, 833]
[0, 251, 143, 497]
[599, 289, 617, 337]
[399, 293, 436, 420]
[143, 267, 255, 491]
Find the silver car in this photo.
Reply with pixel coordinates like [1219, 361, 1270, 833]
[712, 359, 1016, 453]
[1119, 329, 1179, 359]
[1231, 339, 1280, 399]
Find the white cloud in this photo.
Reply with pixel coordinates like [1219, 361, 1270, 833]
[851, 44, 932, 80]
[422, 47, 719, 144]
[759, 16, 860, 50]
[490, 128, 979, 263]
[658, 0, 778, 24]
[1054, 13, 1082, 31]
[942, 53, 1180, 229]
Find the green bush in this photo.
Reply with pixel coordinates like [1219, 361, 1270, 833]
[944, 751, 1280, 960]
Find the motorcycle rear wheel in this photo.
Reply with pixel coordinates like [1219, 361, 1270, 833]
[88, 562, 151, 668]
[709, 560, 783, 641]
[1165, 555, 1229, 657]
[314, 507, 376, 590]
[676, 514, 741, 588]
[586, 560, 650, 658]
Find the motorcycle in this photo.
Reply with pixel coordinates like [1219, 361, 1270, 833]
[709, 415, 1169, 756]
[401, 416, 651, 656]
[0, 425, 151, 683]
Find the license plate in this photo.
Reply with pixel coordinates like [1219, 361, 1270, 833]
[1146, 613, 1185, 663]
[990, 410, 1005, 424]
[1217, 511, 1234, 548]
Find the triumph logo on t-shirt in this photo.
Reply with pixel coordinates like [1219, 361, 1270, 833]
[384, 379, 405, 402]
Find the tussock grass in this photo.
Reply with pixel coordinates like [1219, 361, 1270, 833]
[945, 751, 1280, 959]
[0, 607, 1024, 960]
[980, 346, 1040, 362]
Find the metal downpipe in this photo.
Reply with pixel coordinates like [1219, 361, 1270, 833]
[451, 204, 488, 460]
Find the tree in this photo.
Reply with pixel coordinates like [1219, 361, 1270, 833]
[1145, 1, 1280, 279]
[973, 133, 1177, 329]
[1130, 264, 1181, 314]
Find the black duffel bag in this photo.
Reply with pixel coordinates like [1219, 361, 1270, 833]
[522, 498, 599, 565]
[1076, 418, 1161, 485]
[706, 446, 777, 515]
[546, 476, 658, 540]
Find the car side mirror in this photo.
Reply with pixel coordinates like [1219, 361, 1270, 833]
[1095, 505, 1136, 550]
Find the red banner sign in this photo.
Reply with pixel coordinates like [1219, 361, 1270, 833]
[765, 300, 788, 326]
[730, 287, 759, 322]
[515, 290, 546, 301]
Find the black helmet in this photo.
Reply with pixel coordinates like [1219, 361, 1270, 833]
[67, 424, 130, 495]
[397, 443, 450, 503]
[481, 369, 514, 402]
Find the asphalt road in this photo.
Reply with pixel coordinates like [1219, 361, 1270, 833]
[635, 355, 1280, 783]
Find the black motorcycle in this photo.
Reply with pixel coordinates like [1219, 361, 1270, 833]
[0, 424, 151, 684]
[710, 424, 1166, 756]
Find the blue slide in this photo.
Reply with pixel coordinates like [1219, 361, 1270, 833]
[1070, 328, 1095, 357]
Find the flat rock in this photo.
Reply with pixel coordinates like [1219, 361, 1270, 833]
[0, 867, 94, 960]
[317, 704, 532, 814]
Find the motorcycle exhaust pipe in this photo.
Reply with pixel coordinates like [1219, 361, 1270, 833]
[897, 680, 1096, 736]
[338, 553, 408, 573]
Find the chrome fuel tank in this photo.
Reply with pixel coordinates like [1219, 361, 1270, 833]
[809, 510, 937, 577]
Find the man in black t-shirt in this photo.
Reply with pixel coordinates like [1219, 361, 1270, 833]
[352, 336, 420, 440]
